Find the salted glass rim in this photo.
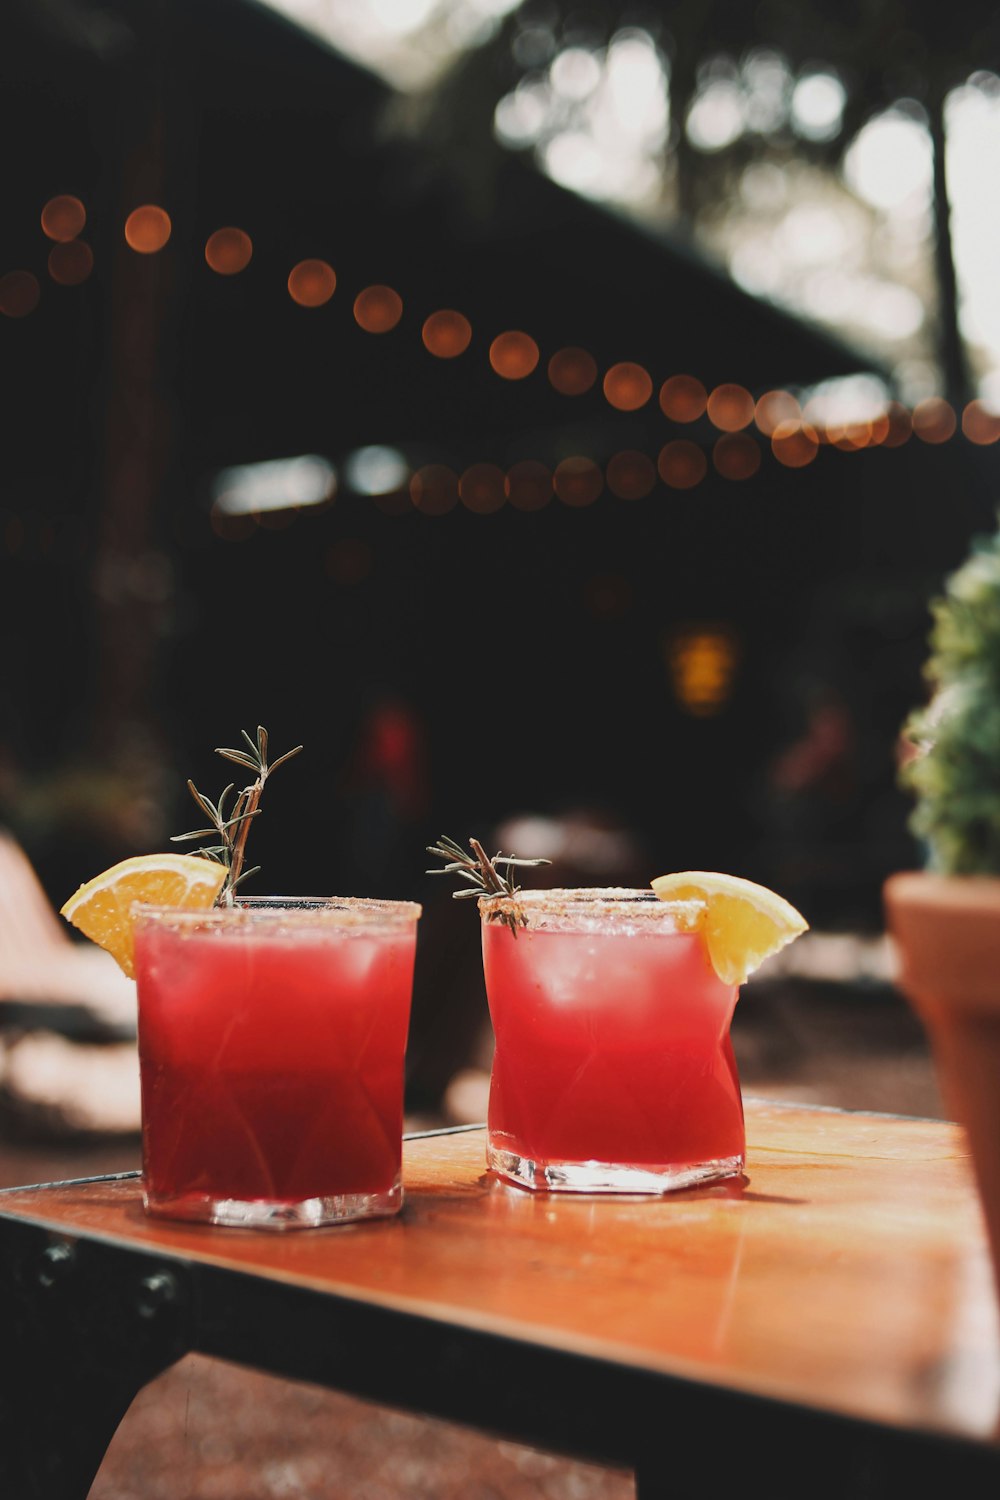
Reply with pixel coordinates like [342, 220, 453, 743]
[478, 886, 705, 931]
[132, 895, 422, 931]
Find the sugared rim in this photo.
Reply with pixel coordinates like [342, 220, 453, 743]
[478, 886, 704, 929]
[132, 895, 422, 930]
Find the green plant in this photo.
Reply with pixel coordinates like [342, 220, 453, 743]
[904, 519, 1000, 874]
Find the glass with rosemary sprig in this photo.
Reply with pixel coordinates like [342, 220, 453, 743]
[427, 838, 745, 1196]
[131, 728, 422, 1229]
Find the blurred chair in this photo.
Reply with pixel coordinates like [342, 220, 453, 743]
[0, 829, 139, 1140]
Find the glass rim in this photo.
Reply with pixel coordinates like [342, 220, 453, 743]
[132, 895, 422, 931]
[477, 886, 705, 924]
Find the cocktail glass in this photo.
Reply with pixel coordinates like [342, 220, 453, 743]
[133, 896, 421, 1228]
[480, 888, 744, 1192]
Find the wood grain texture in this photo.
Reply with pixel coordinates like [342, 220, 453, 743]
[2, 1100, 998, 1446]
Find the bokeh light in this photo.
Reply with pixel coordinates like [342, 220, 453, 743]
[124, 205, 172, 254]
[0, 272, 41, 318]
[667, 626, 740, 717]
[771, 420, 819, 467]
[205, 228, 253, 275]
[912, 397, 956, 444]
[505, 460, 552, 511]
[460, 463, 507, 513]
[659, 374, 707, 423]
[707, 383, 754, 432]
[354, 284, 403, 333]
[548, 346, 598, 395]
[603, 361, 653, 411]
[410, 464, 459, 515]
[553, 456, 603, 506]
[881, 402, 913, 447]
[713, 433, 761, 480]
[422, 310, 472, 358]
[606, 450, 655, 500]
[754, 389, 801, 436]
[41, 195, 86, 242]
[658, 440, 707, 488]
[962, 400, 1000, 445]
[490, 330, 539, 379]
[288, 259, 336, 307]
[48, 240, 94, 285]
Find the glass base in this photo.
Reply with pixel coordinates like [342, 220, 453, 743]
[142, 1177, 403, 1228]
[488, 1143, 744, 1194]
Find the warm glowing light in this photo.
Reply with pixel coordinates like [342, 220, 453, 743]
[460, 463, 506, 513]
[288, 259, 336, 307]
[658, 440, 707, 488]
[603, 362, 653, 411]
[124, 205, 172, 254]
[606, 450, 655, 500]
[410, 464, 458, 515]
[707, 383, 754, 432]
[912, 397, 956, 444]
[422, 310, 472, 358]
[713, 433, 761, 480]
[827, 419, 872, 450]
[771, 420, 819, 468]
[553, 456, 603, 507]
[667, 626, 740, 717]
[490, 330, 539, 379]
[505, 460, 552, 510]
[354, 284, 403, 333]
[0, 272, 41, 318]
[548, 346, 597, 395]
[205, 228, 253, 275]
[754, 390, 801, 436]
[882, 402, 913, 447]
[963, 401, 1000, 445]
[41, 195, 86, 242]
[867, 412, 891, 446]
[659, 374, 707, 423]
[48, 241, 94, 286]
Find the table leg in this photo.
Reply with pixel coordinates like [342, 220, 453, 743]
[0, 1224, 193, 1499]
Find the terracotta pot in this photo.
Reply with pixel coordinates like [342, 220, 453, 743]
[884, 871, 1000, 1295]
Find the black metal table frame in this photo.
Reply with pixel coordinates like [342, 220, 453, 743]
[2, 1142, 999, 1499]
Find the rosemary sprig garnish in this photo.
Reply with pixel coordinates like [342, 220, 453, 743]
[171, 726, 302, 903]
[426, 835, 551, 937]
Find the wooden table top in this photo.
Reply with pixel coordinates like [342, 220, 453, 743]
[2, 1100, 998, 1451]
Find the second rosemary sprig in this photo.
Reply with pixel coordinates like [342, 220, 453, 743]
[426, 835, 551, 936]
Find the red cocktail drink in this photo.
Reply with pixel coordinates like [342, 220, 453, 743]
[481, 889, 743, 1192]
[133, 897, 420, 1227]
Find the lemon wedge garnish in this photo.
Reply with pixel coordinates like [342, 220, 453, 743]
[651, 870, 808, 986]
[60, 854, 227, 978]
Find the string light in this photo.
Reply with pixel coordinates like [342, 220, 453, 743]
[554, 456, 603, 506]
[882, 402, 913, 447]
[658, 440, 707, 488]
[606, 450, 655, 499]
[754, 389, 800, 436]
[48, 241, 93, 285]
[962, 400, 1000, 445]
[713, 433, 761, 479]
[422, 310, 471, 358]
[460, 462, 506, 512]
[41, 195, 86, 242]
[354, 284, 403, 333]
[707, 383, 754, 432]
[912, 397, 956, 444]
[0, 272, 41, 317]
[410, 464, 458, 514]
[288, 259, 336, 307]
[205, 228, 253, 275]
[548, 346, 597, 395]
[489, 330, 539, 379]
[660, 375, 707, 422]
[603, 361, 652, 411]
[771, 419, 819, 467]
[124, 205, 172, 254]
